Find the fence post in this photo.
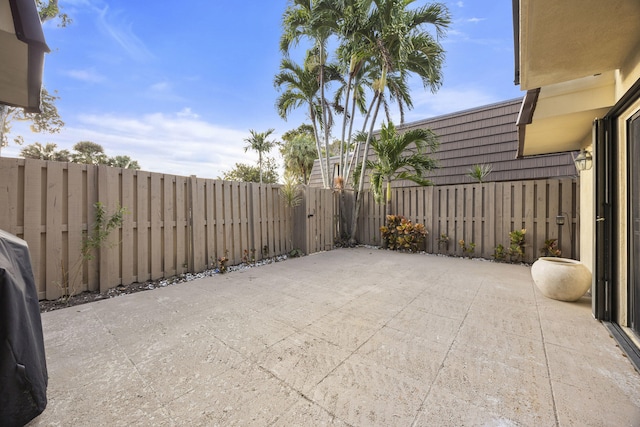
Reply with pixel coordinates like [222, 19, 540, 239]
[187, 175, 196, 272]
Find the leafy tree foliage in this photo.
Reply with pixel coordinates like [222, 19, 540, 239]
[71, 141, 107, 165]
[244, 129, 277, 184]
[36, 0, 71, 26]
[19, 143, 69, 161]
[220, 158, 279, 184]
[108, 156, 140, 170]
[1, 89, 64, 153]
[20, 141, 141, 169]
[365, 121, 439, 214]
[280, 124, 318, 184]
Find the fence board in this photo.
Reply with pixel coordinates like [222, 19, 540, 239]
[191, 177, 206, 271]
[212, 181, 224, 262]
[486, 183, 496, 257]
[67, 163, 84, 294]
[535, 180, 548, 259]
[45, 162, 63, 300]
[560, 178, 574, 258]
[121, 168, 135, 284]
[204, 179, 215, 269]
[0, 158, 19, 234]
[464, 186, 473, 246]
[162, 174, 175, 277]
[86, 165, 98, 291]
[524, 181, 536, 261]
[136, 171, 150, 283]
[97, 166, 120, 292]
[176, 176, 188, 274]
[23, 160, 44, 298]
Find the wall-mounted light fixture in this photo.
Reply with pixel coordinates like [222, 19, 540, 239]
[555, 215, 565, 226]
[573, 149, 593, 171]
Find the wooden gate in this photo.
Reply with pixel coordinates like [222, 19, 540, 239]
[293, 186, 335, 255]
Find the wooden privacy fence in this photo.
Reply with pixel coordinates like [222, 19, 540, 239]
[353, 178, 579, 263]
[0, 158, 335, 300]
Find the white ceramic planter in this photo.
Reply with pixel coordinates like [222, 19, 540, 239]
[531, 257, 592, 302]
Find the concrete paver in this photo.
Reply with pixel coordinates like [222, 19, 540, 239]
[27, 248, 640, 426]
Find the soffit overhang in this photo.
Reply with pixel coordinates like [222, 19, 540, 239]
[518, 0, 640, 90]
[516, 72, 616, 157]
[0, 0, 50, 113]
[515, 0, 640, 157]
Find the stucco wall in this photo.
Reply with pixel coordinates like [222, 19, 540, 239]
[579, 158, 593, 273]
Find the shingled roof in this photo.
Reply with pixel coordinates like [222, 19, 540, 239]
[308, 98, 576, 188]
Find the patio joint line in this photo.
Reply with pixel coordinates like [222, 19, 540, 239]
[533, 282, 560, 427]
[302, 285, 432, 395]
[251, 362, 355, 427]
[90, 309, 173, 420]
[410, 280, 482, 427]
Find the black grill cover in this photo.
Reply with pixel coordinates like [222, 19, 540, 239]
[0, 229, 47, 426]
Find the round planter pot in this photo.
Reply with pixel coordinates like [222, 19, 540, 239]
[531, 257, 592, 302]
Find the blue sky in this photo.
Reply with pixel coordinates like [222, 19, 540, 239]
[4, 0, 523, 179]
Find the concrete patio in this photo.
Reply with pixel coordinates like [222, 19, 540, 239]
[28, 248, 640, 426]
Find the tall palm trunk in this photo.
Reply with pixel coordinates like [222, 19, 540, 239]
[349, 89, 383, 244]
[309, 108, 327, 189]
[345, 92, 377, 184]
[319, 43, 332, 189]
[385, 178, 392, 215]
[339, 71, 353, 177]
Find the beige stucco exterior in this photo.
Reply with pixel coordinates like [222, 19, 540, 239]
[516, 0, 640, 330]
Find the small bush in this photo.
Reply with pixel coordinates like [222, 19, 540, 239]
[540, 238, 561, 257]
[380, 215, 427, 253]
[493, 244, 507, 262]
[508, 229, 526, 262]
[289, 248, 304, 258]
[458, 239, 476, 258]
[437, 233, 450, 251]
[217, 252, 229, 273]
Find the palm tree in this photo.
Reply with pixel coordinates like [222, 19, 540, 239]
[366, 121, 439, 214]
[280, 133, 317, 184]
[274, 54, 341, 188]
[348, 0, 450, 243]
[467, 163, 493, 183]
[280, 0, 342, 188]
[244, 129, 276, 184]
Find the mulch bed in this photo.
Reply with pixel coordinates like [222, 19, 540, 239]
[39, 254, 291, 313]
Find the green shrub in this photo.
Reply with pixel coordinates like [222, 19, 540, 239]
[437, 233, 450, 251]
[380, 215, 427, 253]
[540, 238, 561, 257]
[493, 244, 507, 262]
[458, 239, 476, 257]
[507, 229, 526, 262]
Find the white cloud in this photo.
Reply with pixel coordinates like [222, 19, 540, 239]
[63, 68, 106, 83]
[2, 111, 263, 180]
[467, 17, 486, 23]
[177, 108, 199, 119]
[145, 82, 186, 103]
[96, 5, 153, 61]
[456, 1, 464, 7]
[150, 82, 170, 92]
